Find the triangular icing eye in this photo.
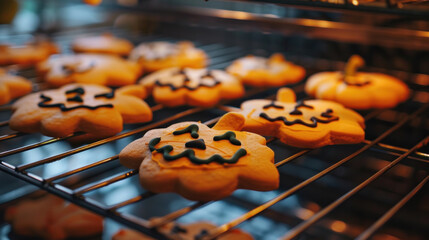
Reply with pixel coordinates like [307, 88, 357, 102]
[173, 124, 199, 138]
[262, 101, 284, 110]
[95, 90, 115, 99]
[185, 139, 206, 150]
[213, 131, 241, 146]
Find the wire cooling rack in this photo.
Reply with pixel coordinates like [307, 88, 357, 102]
[0, 26, 428, 240]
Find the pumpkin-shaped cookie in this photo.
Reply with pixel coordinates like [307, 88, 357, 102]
[119, 120, 279, 201]
[217, 88, 365, 148]
[0, 68, 32, 105]
[139, 67, 244, 107]
[0, 39, 59, 65]
[72, 33, 133, 56]
[129, 41, 207, 72]
[10, 84, 152, 142]
[305, 55, 409, 109]
[5, 195, 103, 240]
[226, 54, 305, 87]
[37, 54, 142, 87]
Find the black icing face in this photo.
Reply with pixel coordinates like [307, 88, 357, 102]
[148, 124, 247, 165]
[260, 100, 339, 128]
[38, 87, 115, 112]
[155, 70, 221, 91]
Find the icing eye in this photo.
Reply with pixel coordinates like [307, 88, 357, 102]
[173, 124, 199, 138]
[213, 131, 241, 146]
[262, 101, 284, 110]
[289, 100, 314, 115]
[185, 139, 206, 150]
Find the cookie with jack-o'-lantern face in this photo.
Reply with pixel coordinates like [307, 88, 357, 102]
[119, 120, 279, 201]
[139, 67, 244, 107]
[217, 88, 365, 148]
[10, 83, 152, 142]
[226, 54, 305, 87]
[37, 54, 142, 87]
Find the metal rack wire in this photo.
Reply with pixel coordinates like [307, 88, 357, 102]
[0, 26, 428, 240]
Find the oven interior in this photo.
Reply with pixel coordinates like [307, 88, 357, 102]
[0, 0, 428, 239]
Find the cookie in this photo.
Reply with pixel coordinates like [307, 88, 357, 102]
[5, 195, 103, 240]
[37, 54, 142, 87]
[0, 39, 59, 65]
[119, 120, 279, 201]
[72, 33, 133, 56]
[0, 68, 32, 105]
[9, 84, 152, 142]
[217, 88, 365, 148]
[226, 54, 305, 87]
[129, 41, 207, 72]
[305, 55, 409, 109]
[139, 67, 244, 107]
[113, 222, 253, 240]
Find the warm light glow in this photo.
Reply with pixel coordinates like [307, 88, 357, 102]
[352, 0, 359, 6]
[295, 208, 314, 220]
[330, 220, 347, 232]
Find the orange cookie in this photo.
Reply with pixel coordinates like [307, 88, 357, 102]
[0, 68, 32, 105]
[139, 67, 244, 107]
[129, 41, 207, 72]
[37, 54, 142, 87]
[5, 195, 103, 240]
[72, 33, 133, 56]
[217, 88, 365, 148]
[226, 53, 305, 87]
[10, 84, 152, 142]
[305, 55, 409, 109]
[113, 222, 253, 240]
[119, 120, 279, 201]
[0, 39, 59, 65]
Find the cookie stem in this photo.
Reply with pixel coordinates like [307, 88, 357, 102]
[344, 55, 365, 84]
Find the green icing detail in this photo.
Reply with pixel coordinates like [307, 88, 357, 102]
[213, 131, 241, 146]
[173, 124, 199, 139]
[148, 137, 247, 164]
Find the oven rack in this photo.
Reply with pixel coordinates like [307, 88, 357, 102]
[0, 27, 428, 240]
